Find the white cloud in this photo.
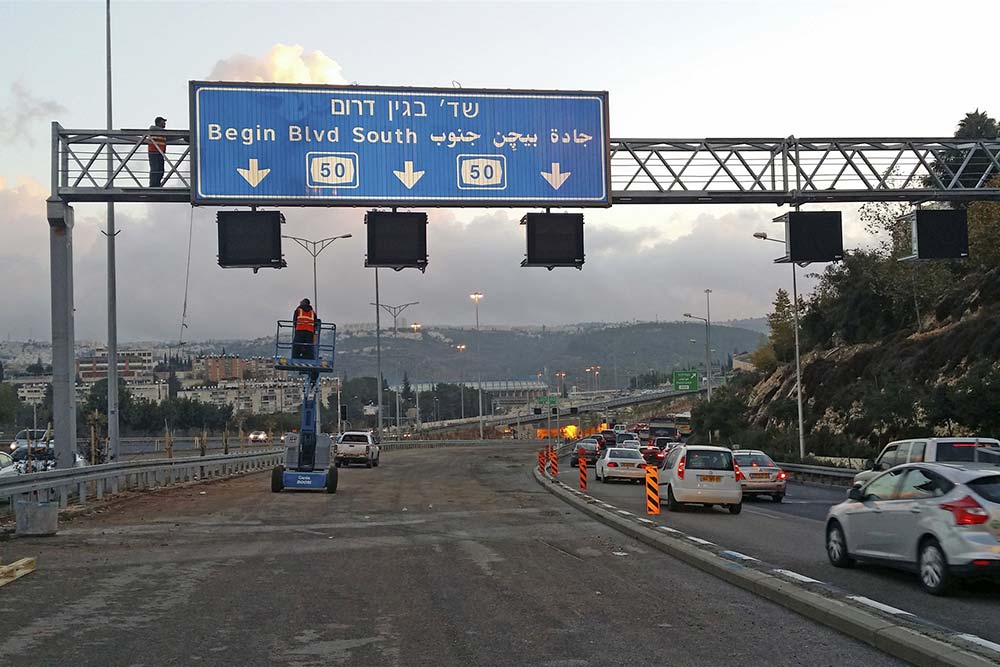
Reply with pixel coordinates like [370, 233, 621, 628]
[0, 81, 66, 145]
[207, 44, 347, 84]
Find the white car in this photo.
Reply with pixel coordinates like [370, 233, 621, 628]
[620, 439, 642, 450]
[0, 451, 15, 478]
[660, 445, 743, 514]
[596, 447, 647, 483]
[247, 430, 269, 444]
[854, 437, 1000, 486]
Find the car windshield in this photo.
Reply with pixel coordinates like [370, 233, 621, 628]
[610, 449, 642, 460]
[734, 453, 775, 467]
[341, 434, 368, 443]
[0, 451, 12, 467]
[686, 450, 734, 471]
[576, 442, 597, 451]
[935, 441, 1000, 462]
[969, 475, 1000, 503]
[15, 430, 48, 441]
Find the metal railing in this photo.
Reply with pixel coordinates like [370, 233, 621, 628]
[0, 448, 283, 509]
[777, 462, 859, 486]
[51, 125, 1000, 206]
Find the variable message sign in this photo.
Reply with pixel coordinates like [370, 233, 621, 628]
[190, 82, 610, 207]
[672, 371, 699, 392]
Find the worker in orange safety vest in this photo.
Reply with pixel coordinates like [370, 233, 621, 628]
[292, 298, 318, 359]
[147, 116, 167, 187]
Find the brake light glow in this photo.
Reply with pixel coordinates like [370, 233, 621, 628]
[734, 463, 744, 482]
[677, 456, 686, 480]
[973, 560, 992, 567]
[940, 495, 989, 525]
[777, 471, 787, 481]
[607, 462, 619, 468]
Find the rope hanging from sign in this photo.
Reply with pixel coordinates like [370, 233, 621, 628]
[178, 206, 195, 344]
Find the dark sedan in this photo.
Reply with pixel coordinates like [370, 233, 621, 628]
[569, 441, 600, 467]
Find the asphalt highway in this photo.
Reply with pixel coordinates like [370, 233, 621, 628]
[560, 462, 1000, 643]
[0, 443, 903, 666]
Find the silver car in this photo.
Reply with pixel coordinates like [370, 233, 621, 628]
[826, 462, 1000, 594]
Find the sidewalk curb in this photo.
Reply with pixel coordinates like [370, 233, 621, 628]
[534, 468, 997, 667]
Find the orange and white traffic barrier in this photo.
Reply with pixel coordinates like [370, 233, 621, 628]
[645, 464, 660, 515]
[578, 449, 587, 491]
[538, 449, 545, 475]
[549, 446, 558, 477]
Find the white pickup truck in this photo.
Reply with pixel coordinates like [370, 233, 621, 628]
[335, 431, 381, 468]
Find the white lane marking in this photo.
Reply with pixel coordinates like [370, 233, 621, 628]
[617, 510, 633, 516]
[956, 633, 1000, 654]
[847, 596, 914, 616]
[773, 569, 824, 585]
[658, 526, 681, 534]
[687, 536, 715, 546]
[637, 518, 655, 524]
[722, 550, 759, 561]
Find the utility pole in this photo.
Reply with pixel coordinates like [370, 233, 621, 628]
[456, 344, 467, 418]
[374, 269, 383, 439]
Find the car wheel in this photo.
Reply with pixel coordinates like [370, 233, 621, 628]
[326, 466, 338, 494]
[666, 486, 681, 511]
[919, 538, 952, 595]
[597, 469, 604, 482]
[826, 521, 854, 568]
[366, 458, 373, 469]
[728, 502, 743, 515]
[373, 455, 380, 468]
[773, 493, 784, 503]
[270, 465, 284, 493]
[570, 459, 577, 467]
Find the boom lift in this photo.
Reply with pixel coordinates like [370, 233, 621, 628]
[270, 320, 339, 493]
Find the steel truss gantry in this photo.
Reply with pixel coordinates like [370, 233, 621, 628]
[51, 124, 1000, 205]
[45, 124, 1000, 464]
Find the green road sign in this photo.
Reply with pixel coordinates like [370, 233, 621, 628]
[672, 371, 699, 392]
[536, 395, 559, 405]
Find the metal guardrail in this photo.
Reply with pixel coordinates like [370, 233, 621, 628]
[778, 462, 859, 486]
[0, 448, 283, 509]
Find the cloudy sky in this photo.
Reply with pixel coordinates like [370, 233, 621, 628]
[1, 0, 997, 342]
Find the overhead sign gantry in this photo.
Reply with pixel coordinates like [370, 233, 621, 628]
[189, 82, 611, 207]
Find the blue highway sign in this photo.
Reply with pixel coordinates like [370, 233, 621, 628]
[189, 82, 610, 207]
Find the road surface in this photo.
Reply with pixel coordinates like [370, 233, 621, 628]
[0, 443, 903, 666]
[560, 462, 1000, 643]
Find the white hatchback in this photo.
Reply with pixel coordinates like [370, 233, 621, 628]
[660, 445, 743, 514]
[596, 447, 647, 483]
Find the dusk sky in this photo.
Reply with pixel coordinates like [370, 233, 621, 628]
[2, 0, 997, 341]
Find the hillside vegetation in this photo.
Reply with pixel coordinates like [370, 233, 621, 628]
[693, 110, 1000, 461]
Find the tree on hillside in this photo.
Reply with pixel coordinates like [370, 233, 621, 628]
[767, 289, 795, 362]
[928, 110, 999, 192]
[966, 175, 1000, 268]
[0, 383, 19, 425]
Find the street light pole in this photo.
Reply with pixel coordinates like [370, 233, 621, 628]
[370, 299, 419, 440]
[283, 234, 353, 312]
[754, 231, 806, 460]
[456, 344, 467, 419]
[705, 289, 713, 401]
[683, 307, 712, 401]
[470, 292, 484, 439]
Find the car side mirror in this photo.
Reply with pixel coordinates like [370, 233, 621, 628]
[848, 486, 865, 502]
[864, 458, 876, 471]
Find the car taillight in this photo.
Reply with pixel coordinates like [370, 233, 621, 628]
[607, 462, 619, 467]
[677, 456, 685, 479]
[777, 470, 787, 481]
[940, 495, 989, 525]
[734, 463, 744, 482]
[656, 452, 665, 458]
